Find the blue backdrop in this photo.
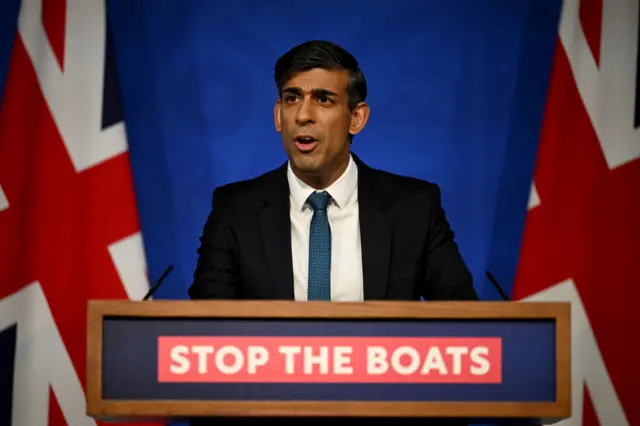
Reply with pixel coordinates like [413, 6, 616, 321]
[0, 0, 561, 298]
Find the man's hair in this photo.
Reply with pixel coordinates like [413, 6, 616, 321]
[274, 40, 367, 111]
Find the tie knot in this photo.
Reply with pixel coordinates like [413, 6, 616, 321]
[307, 191, 332, 211]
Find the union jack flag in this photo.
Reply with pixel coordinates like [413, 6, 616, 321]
[513, 0, 640, 425]
[0, 1, 158, 425]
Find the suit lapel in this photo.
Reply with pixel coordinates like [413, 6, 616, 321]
[256, 155, 392, 301]
[354, 155, 392, 300]
[258, 164, 295, 299]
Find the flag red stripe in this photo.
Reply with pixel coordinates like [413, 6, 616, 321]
[41, 0, 67, 70]
[579, 0, 603, 66]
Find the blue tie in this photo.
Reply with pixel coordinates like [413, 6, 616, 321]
[307, 191, 332, 300]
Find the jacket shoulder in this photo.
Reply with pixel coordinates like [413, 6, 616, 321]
[209, 164, 286, 211]
[365, 165, 441, 203]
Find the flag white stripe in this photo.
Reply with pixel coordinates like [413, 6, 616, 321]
[0, 184, 8, 212]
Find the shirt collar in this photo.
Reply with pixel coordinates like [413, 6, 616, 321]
[287, 154, 358, 212]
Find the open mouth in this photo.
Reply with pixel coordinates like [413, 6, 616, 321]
[294, 135, 318, 153]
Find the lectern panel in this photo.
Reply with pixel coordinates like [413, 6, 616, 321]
[85, 300, 570, 423]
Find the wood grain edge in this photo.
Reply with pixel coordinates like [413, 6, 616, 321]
[88, 299, 570, 320]
[86, 303, 103, 416]
[555, 302, 572, 417]
[90, 400, 568, 418]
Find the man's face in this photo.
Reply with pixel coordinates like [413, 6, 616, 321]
[274, 68, 368, 186]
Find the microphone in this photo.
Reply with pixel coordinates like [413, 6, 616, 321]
[485, 270, 510, 301]
[484, 272, 542, 426]
[142, 265, 174, 300]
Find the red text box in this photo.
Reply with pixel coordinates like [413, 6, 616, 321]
[158, 337, 502, 383]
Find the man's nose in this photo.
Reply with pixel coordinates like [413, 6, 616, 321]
[295, 97, 315, 125]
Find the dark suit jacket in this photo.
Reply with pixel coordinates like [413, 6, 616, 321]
[188, 154, 477, 426]
[189, 154, 478, 302]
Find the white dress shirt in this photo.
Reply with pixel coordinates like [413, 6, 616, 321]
[287, 154, 364, 301]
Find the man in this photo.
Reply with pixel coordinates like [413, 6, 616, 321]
[188, 39, 476, 426]
[189, 40, 478, 303]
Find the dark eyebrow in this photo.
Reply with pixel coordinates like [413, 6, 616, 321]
[282, 87, 339, 98]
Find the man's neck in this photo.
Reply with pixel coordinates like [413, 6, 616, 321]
[294, 155, 350, 190]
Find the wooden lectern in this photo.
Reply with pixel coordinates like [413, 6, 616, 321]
[86, 300, 570, 424]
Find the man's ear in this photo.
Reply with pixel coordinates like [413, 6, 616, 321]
[349, 102, 370, 136]
[274, 99, 282, 132]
